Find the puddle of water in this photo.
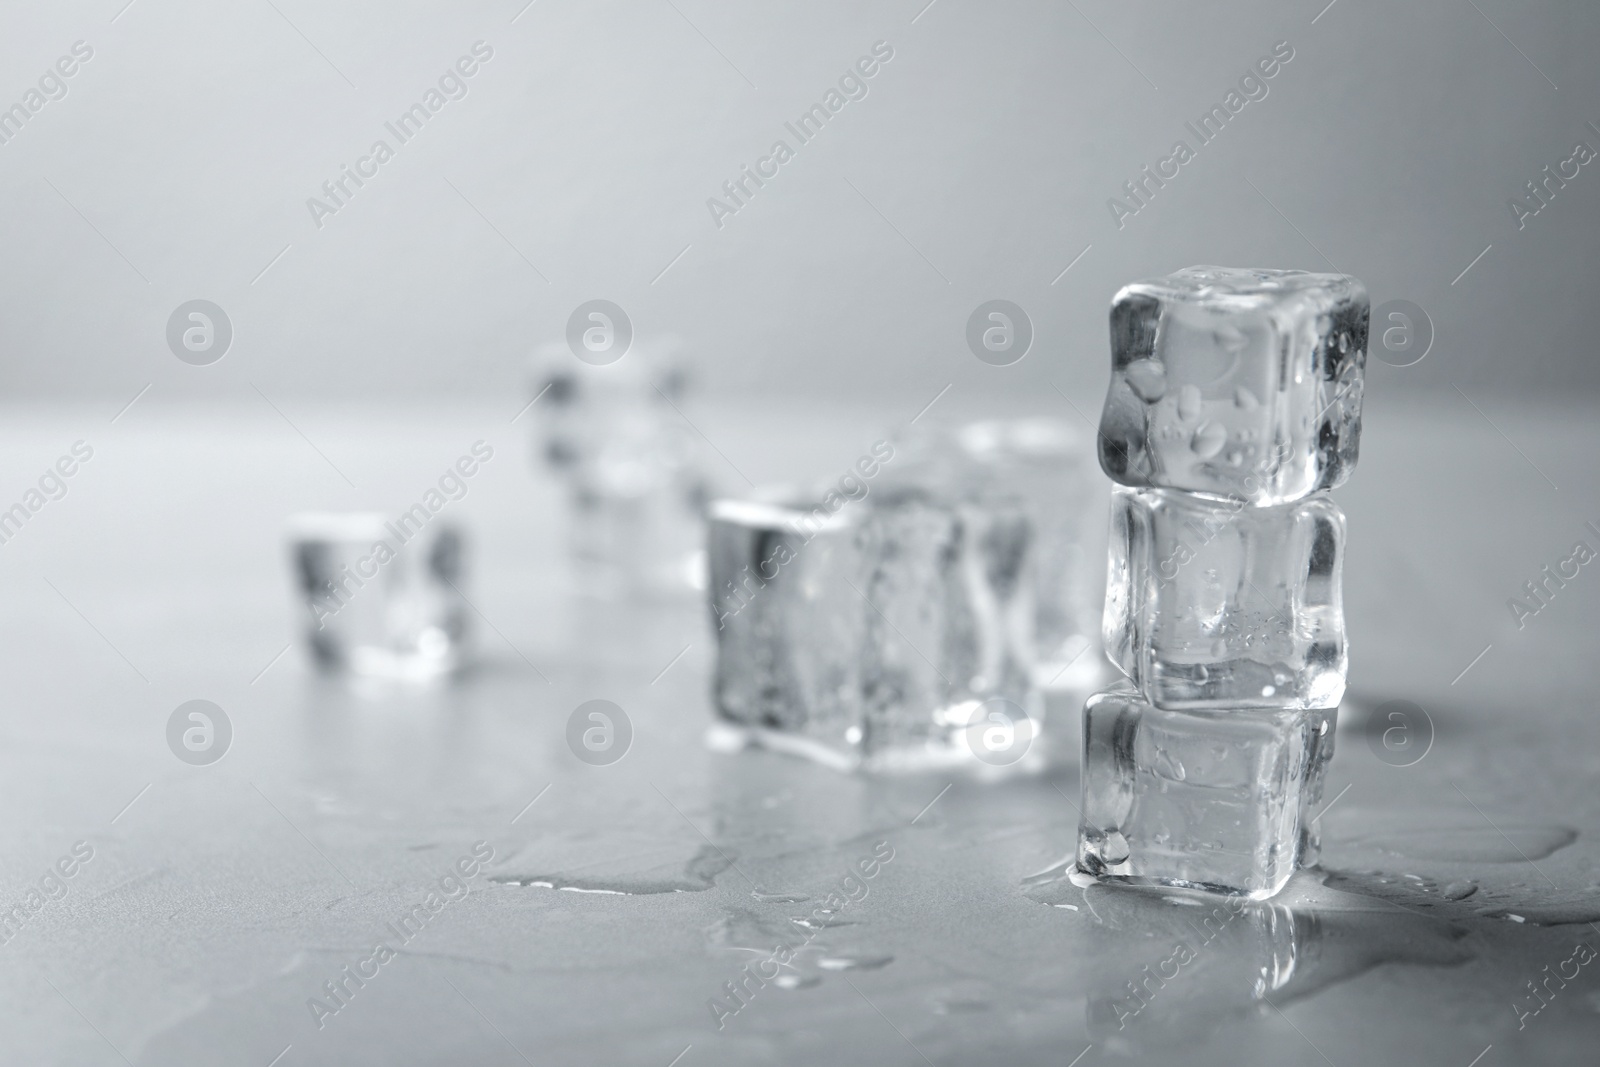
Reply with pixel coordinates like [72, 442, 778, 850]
[817, 954, 894, 971]
[1342, 824, 1577, 863]
[489, 844, 733, 895]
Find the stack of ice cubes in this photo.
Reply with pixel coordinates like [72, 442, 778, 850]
[1076, 266, 1369, 899]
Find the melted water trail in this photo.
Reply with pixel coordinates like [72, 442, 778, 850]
[1474, 903, 1600, 926]
[817, 954, 894, 971]
[489, 844, 734, 895]
[751, 889, 811, 904]
[1345, 824, 1577, 863]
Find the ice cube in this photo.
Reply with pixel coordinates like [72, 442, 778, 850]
[1098, 266, 1368, 504]
[706, 486, 1040, 771]
[529, 339, 711, 596]
[1076, 681, 1336, 898]
[707, 496, 867, 769]
[891, 418, 1106, 690]
[287, 513, 468, 679]
[858, 487, 1038, 769]
[1103, 486, 1345, 710]
[955, 419, 1106, 689]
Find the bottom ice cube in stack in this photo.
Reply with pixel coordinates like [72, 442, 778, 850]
[1076, 681, 1335, 899]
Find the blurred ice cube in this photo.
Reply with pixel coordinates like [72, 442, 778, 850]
[890, 418, 1106, 690]
[288, 513, 468, 680]
[707, 495, 866, 770]
[527, 338, 711, 597]
[706, 483, 1040, 772]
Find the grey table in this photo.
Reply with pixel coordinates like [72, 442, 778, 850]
[1, 393, 1597, 1066]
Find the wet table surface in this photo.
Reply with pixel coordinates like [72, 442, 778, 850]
[1, 393, 1598, 1066]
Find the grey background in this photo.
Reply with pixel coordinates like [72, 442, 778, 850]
[0, 0, 1596, 403]
[4, 4, 1600, 1064]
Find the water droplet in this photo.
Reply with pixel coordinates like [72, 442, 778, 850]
[1442, 881, 1477, 901]
[1353, 825, 1577, 864]
[1152, 745, 1186, 781]
[1125, 359, 1167, 402]
[1191, 421, 1227, 459]
[1234, 386, 1260, 410]
[1101, 831, 1131, 865]
[752, 889, 811, 904]
[488, 844, 733, 895]
[932, 997, 992, 1015]
[774, 972, 820, 990]
[1177, 384, 1202, 421]
[818, 955, 894, 971]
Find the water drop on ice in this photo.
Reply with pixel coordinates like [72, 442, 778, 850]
[1190, 421, 1227, 458]
[1125, 359, 1168, 402]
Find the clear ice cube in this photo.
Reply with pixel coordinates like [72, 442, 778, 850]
[706, 487, 1039, 771]
[955, 420, 1105, 688]
[707, 496, 867, 769]
[529, 340, 710, 596]
[288, 513, 469, 679]
[1076, 681, 1336, 899]
[1103, 486, 1345, 710]
[1098, 266, 1369, 505]
[891, 418, 1105, 690]
[858, 487, 1037, 769]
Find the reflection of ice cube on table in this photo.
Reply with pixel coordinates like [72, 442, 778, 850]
[1076, 680, 1336, 899]
[705, 488, 1041, 772]
[1098, 266, 1369, 505]
[287, 513, 468, 680]
[1104, 486, 1346, 710]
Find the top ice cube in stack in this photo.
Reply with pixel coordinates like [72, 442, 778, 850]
[1097, 266, 1368, 505]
